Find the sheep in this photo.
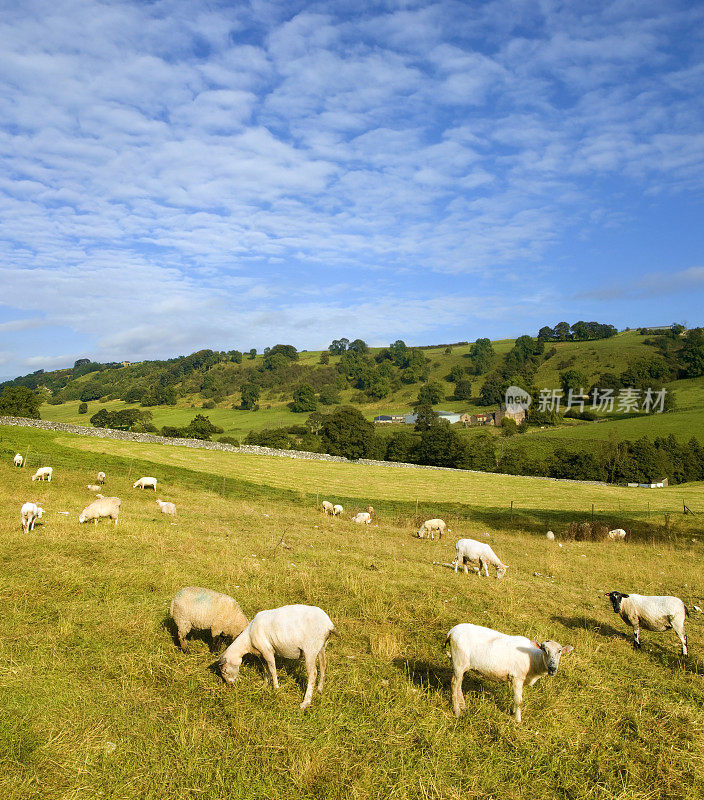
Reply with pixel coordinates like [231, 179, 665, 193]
[607, 528, 627, 541]
[20, 502, 43, 534]
[86, 484, 102, 492]
[78, 496, 121, 525]
[219, 604, 337, 709]
[13, 453, 23, 468]
[170, 587, 248, 652]
[452, 538, 508, 578]
[321, 500, 334, 516]
[156, 499, 177, 517]
[333, 504, 343, 516]
[605, 591, 688, 655]
[31, 466, 53, 482]
[446, 623, 574, 722]
[546, 530, 555, 541]
[416, 518, 448, 540]
[352, 512, 372, 524]
[133, 476, 157, 491]
[97, 471, 106, 484]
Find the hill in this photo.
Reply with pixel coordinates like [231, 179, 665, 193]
[1, 423, 703, 799]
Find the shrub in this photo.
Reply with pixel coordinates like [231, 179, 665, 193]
[78, 402, 88, 414]
[218, 436, 240, 446]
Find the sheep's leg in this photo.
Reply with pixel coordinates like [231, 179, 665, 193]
[300, 651, 318, 709]
[177, 624, 190, 652]
[261, 649, 279, 689]
[675, 624, 688, 656]
[510, 677, 523, 723]
[451, 668, 466, 717]
[210, 631, 223, 652]
[632, 625, 641, 649]
[316, 644, 327, 694]
[453, 559, 458, 573]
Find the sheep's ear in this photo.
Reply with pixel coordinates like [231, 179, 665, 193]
[530, 640, 541, 649]
[561, 645, 574, 655]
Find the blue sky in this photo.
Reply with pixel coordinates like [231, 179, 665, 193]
[1, 0, 703, 379]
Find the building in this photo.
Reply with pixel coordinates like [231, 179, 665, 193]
[373, 414, 406, 424]
[494, 403, 527, 426]
[403, 410, 463, 425]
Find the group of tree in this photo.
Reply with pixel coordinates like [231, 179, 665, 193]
[160, 414, 224, 441]
[89, 408, 155, 431]
[0, 386, 43, 419]
[537, 321, 618, 342]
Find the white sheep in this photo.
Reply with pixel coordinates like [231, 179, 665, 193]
[79, 496, 121, 525]
[133, 476, 157, 491]
[97, 471, 106, 484]
[170, 587, 248, 652]
[13, 453, 23, 468]
[417, 518, 448, 540]
[156, 499, 177, 517]
[605, 591, 688, 655]
[607, 529, 627, 541]
[31, 466, 53, 482]
[333, 504, 343, 516]
[452, 538, 509, 578]
[546, 531, 555, 541]
[352, 512, 372, 524]
[321, 500, 334, 516]
[20, 502, 43, 534]
[86, 484, 102, 492]
[446, 623, 574, 722]
[219, 604, 337, 709]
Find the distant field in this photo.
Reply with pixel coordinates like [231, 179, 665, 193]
[1, 424, 703, 800]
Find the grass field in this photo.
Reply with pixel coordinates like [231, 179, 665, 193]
[2, 425, 704, 799]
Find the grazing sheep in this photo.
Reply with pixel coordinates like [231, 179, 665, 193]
[367, 506, 374, 515]
[417, 518, 448, 540]
[219, 604, 337, 709]
[352, 512, 372, 524]
[605, 591, 688, 655]
[546, 531, 555, 541]
[78, 496, 121, 525]
[607, 528, 627, 541]
[20, 502, 43, 534]
[156, 499, 177, 517]
[133, 476, 157, 491]
[13, 453, 23, 467]
[97, 471, 106, 484]
[321, 500, 334, 516]
[170, 587, 248, 652]
[86, 484, 102, 492]
[31, 466, 53, 482]
[453, 538, 508, 578]
[446, 623, 574, 722]
[333, 504, 343, 516]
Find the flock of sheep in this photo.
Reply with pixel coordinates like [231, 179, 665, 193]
[11, 451, 693, 722]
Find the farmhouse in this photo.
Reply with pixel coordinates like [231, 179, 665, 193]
[373, 414, 406, 424]
[494, 403, 527, 426]
[403, 411, 463, 425]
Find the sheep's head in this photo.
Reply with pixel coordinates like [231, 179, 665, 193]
[218, 652, 242, 684]
[605, 591, 628, 614]
[532, 640, 573, 676]
[37, 507, 44, 519]
[497, 564, 508, 579]
[78, 511, 87, 524]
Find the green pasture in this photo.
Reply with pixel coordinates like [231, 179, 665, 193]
[1, 424, 704, 799]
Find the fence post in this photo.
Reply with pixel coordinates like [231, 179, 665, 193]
[591, 504, 594, 521]
[127, 458, 134, 480]
[316, 489, 319, 508]
[510, 500, 514, 524]
[222, 476, 226, 496]
[23, 445, 30, 468]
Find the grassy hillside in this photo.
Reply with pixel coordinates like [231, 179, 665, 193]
[1, 425, 703, 799]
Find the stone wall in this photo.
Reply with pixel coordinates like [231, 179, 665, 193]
[0, 415, 607, 485]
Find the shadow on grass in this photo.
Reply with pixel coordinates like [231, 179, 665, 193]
[639, 641, 704, 676]
[393, 657, 457, 692]
[161, 614, 232, 654]
[551, 614, 623, 639]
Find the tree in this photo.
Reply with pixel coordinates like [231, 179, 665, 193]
[80, 383, 104, 402]
[329, 338, 350, 355]
[248, 348, 257, 359]
[415, 380, 443, 406]
[239, 383, 260, 410]
[0, 386, 42, 419]
[228, 350, 243, 364]
[537, 326, 554, 341]
[479, 372, 507, 405]
[463, 432, 496, 471]
[446, 365, 465, 383]
[466, 338, 495, 375]
[413, 403, 439, 432]
[78, 402, 88, 414]
[320, 406, 375, 459]
[90, 408, 110, 428]
[291, 384, 318, 413]
[348, 338, 369, 354]
[318, 384, 340, 405]
[554, 322, 571, 341]
[681, 328, 704, 377]
[416, 423, 468, 468]
[453, 378, 472, 400]
[559, 369, 588, 396]
[185, 414, 223, 440]
[319, 351, 330, 365]
[500, 417, 518, 437]
[385, 430, 418, 462]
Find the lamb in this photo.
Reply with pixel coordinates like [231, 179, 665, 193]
[446, 623, 574, 722]
[352, 512, 372, 524]
[97, 471, 106, 484]
[333, 504, 343, 516]
[453, 538, 509, 579]
[14, 453, 23, 467]
[607, 528, 627, 541]
[156, 499, 177, 517]
[78, 496, 121, 525]
[20, 502, 43, 534]
[133, 476, 157, 491]
[416, 518, 448, 540]
[219, 604, 337, 709]
[86, 484, 102, 492]
[170, 587, 248, 652]
[605, 591, 688, 655]
[321, 500, 334, 516]
[546, 530, 555, 541]
[31, 466, 53, 482]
